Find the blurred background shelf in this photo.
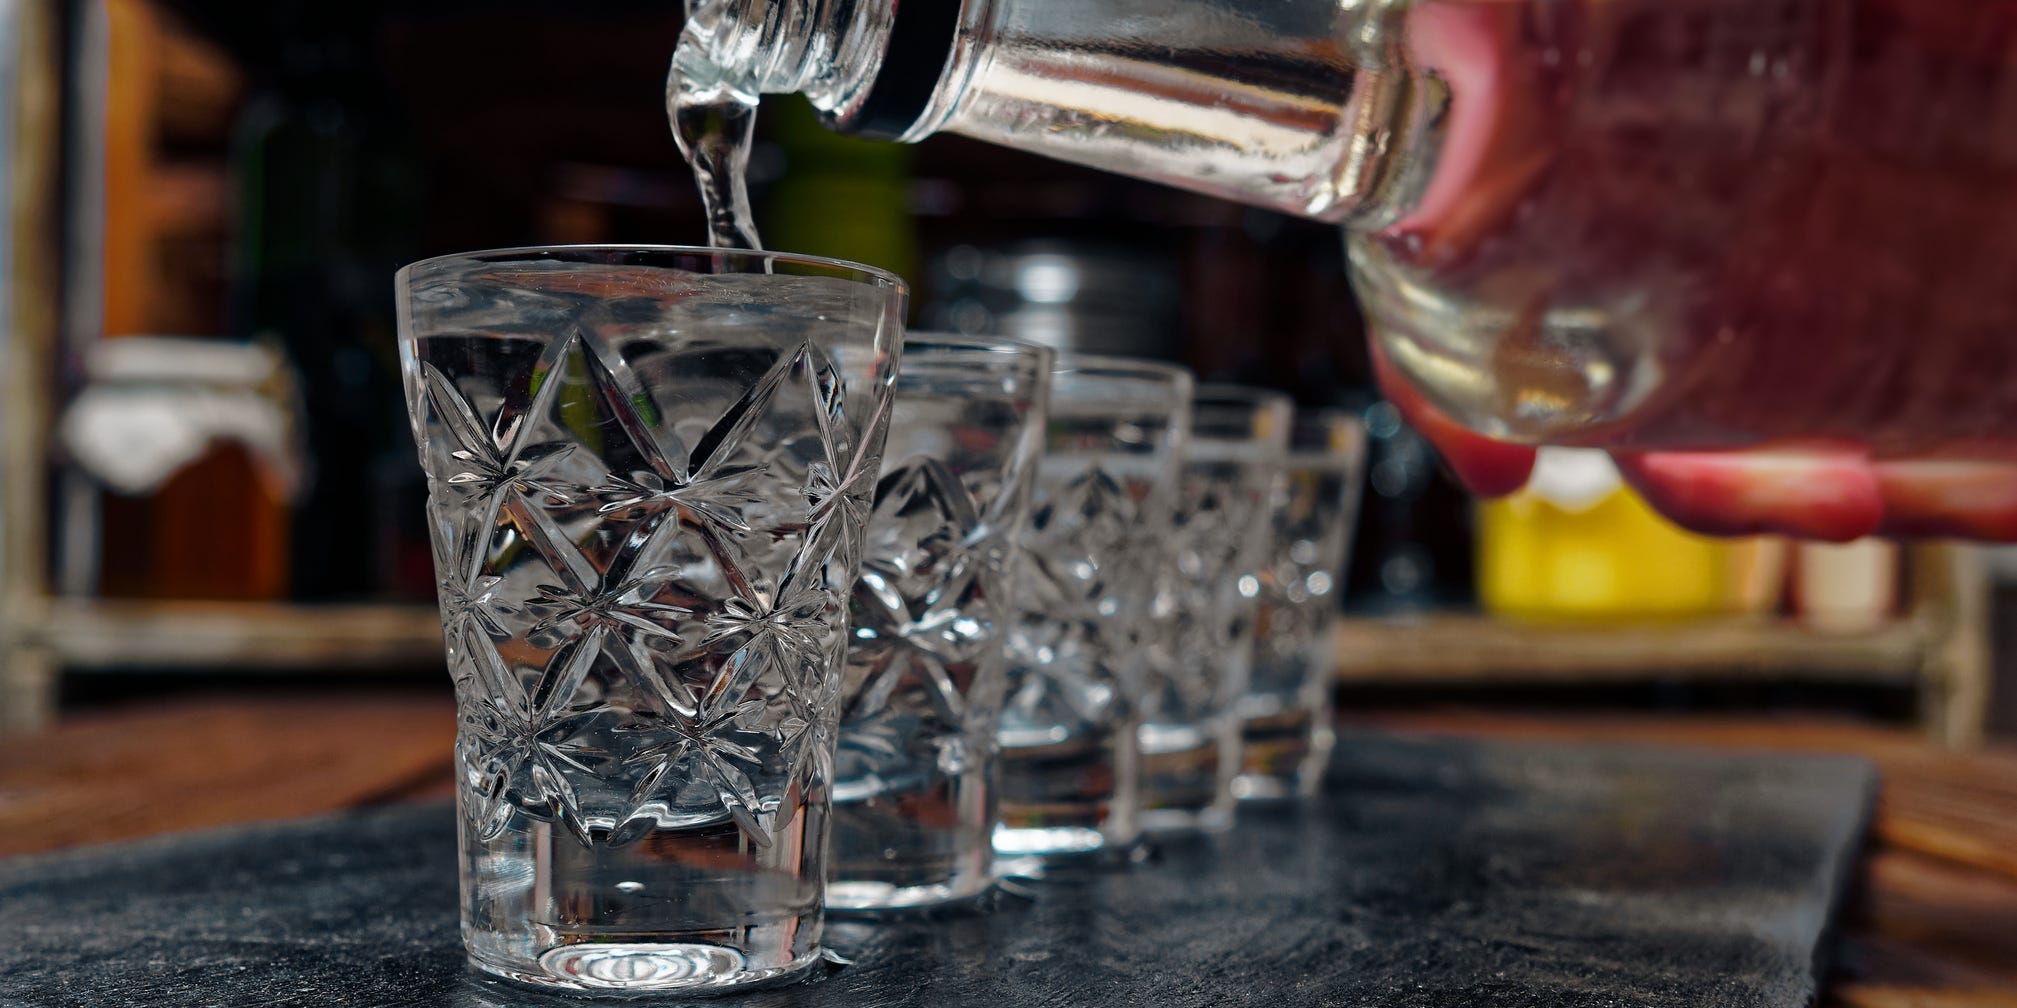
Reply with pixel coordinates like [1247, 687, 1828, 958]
[14, 600, 1949, 680]
[1335, 545, 1992, 748]
[1335, 614, 1929, 685]
[0, 0, 2006, 748]
[2, 541, 1989, 749]
[24, 599, 444, 671]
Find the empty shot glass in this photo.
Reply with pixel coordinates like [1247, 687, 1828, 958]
[1136, 385, 1291, 834]
[828, 335, 1053, 911]
[995, 356, 1193, 859]
[1235, 409, 1366, 801]
[397, 246, 902, 994]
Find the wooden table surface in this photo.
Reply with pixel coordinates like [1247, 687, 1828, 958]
[3, 694, 2013, 1007]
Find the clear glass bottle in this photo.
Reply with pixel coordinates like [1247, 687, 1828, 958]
[677, 0, 2017, 463]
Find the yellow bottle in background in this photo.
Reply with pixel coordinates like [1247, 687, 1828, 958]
[1478, 448, 1785, 621]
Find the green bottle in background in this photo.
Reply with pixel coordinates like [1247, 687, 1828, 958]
[760, 95, 918, 293]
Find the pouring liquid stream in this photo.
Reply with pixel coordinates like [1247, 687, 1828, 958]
[667, 55, 765, 251]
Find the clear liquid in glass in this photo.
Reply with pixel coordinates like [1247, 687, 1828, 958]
[827, 346, 1049, 909]
[403, 252, 898, 993]
[1237, 460, 1359, 801]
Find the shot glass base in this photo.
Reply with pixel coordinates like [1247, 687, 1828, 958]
[1234, 711, 1331, 802]
[472, 941, 825, 995]
[826, 873, 999, 915]
[1137, 804, 1234, 836]
[1138, 722, 1234, 835]
[1230, 771, 1310, 803]
[992, 825, 1149, 873]
[994, 728, 1140, 861]
[992, 820, 1155, 865]
[991, 823, 1110, 858]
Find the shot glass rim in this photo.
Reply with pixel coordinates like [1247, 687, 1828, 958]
[1051, 352, 1194, 387]
[1289, 407, 1370, 463]
[900, 331, 1059, 364]
[1193, 382, 1295, 412]
[394, 243, 908, 294]
[1191, 383, 1294, 446]
[1293, 405, 1365, 432]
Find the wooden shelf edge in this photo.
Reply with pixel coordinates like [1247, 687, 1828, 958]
[1333, 612, 1930, 685]
[17, 601, 1938, 687]
[27, 599, 445, 670]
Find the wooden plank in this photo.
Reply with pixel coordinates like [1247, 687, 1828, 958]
[0, 693, 456, 856]
[1845, 850, 2017, 990]
[0, 0, 62, 732]
[1835, 987, 2017, 1008]
[1912, 546, 1994, 749]
[27, 599, 445, 670]
[1335, 613, 1930, 683]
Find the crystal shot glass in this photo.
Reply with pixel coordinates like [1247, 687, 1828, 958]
[1235, 408, 1365, 801]
[829, 334, 1052, 910]
[398, 245, 902, 994]
[1136, 385, 1290, 834]
[994, 355, 1191, 859]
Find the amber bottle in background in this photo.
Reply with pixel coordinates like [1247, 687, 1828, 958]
[87, 0, 292, 602]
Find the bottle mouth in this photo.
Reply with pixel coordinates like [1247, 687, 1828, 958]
[674, 0, 957, 139]
[674, 0, 819, 104]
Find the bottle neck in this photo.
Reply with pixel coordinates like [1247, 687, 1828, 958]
[678, 0, 959, 139]
[681, 0, 1431, 227]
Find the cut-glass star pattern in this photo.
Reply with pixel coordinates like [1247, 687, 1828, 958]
[838, 455, 1003, 783]
[1001, 465, 1152, 740]
[414, 325, 885, 850]
[1141, 458, 1277, 727]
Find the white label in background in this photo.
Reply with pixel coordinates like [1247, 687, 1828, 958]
[1795, 539, 1899, 632]
[1523, 447, 1625, 513]
[1986, 546, 2017, 585]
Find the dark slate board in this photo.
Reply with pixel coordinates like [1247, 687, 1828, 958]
[0, 733, 1874, 1008]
